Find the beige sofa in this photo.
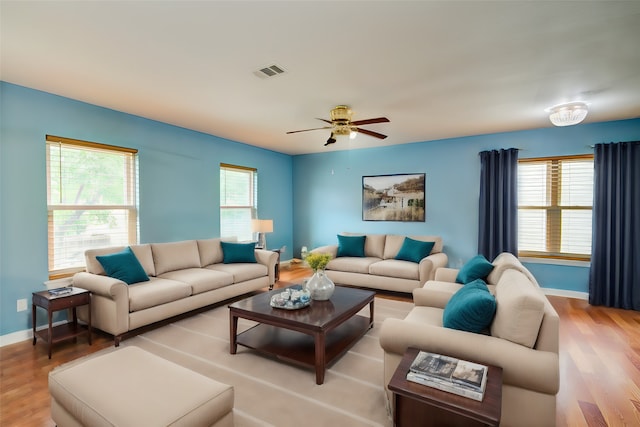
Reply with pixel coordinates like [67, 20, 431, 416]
[73, 238, 278, 345]
[379, 254, 559, 427]
[311, 234, 447, 293]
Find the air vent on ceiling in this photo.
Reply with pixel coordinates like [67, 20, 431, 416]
[254, 64, 286, 79]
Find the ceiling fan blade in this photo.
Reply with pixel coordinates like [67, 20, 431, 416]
[350, 117, 390, 126]
[355, 127, 388, 139]
[316, 118, 333, 124]
[286, 126, 332, 134]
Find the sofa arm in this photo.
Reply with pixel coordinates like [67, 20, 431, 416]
[311, 245, 338, 258]
[72, 272, 128, 299]
[418, 252, 448, 284]
[434, 267, 459, 282]
[72, 272, 130, 337]
[255, 249, 279, 286]
[379, 318, 559, 395]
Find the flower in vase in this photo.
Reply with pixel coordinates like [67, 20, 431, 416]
[305, 252, 333, 271]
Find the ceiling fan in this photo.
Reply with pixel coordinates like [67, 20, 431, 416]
[286, 105, 390, 146]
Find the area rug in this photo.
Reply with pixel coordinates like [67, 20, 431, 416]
[109, 296, 412, 427]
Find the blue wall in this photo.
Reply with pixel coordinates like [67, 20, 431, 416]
[2, 79, 639, 338]
[0, 82, 293, 336]
[292, 118, 640, 293]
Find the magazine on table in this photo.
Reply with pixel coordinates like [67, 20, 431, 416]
[48, 287, 73, 296]
[407, 351, 488, 401]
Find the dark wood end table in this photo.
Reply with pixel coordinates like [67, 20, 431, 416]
[388, 347, 502, 427]
[32, 287, 92, 359]
[229, 285, 375, 385]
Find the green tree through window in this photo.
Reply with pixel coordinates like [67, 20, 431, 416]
[46, 135, 139, 277]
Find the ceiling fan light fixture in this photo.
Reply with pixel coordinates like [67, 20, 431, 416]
[330, 105, 352, 123]
[546, 101, 589, 127]
[349, 129, 357, 139]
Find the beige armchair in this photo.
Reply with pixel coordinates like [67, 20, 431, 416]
[379, 266, 559, 427]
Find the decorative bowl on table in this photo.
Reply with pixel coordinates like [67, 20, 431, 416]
[270, 287, 312, 310]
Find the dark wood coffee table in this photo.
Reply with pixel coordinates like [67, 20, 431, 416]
[229, 285, 375, 385]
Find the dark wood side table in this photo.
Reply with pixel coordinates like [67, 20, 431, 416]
[388, 347, 502, 427]
[32, 287, 91, 359]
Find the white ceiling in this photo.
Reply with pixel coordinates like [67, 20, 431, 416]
[2, 1, 640, 155]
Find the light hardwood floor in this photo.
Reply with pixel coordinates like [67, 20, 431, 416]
[1, 265, 639, 426]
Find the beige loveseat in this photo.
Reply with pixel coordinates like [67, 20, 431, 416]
[73, 238, 278, 345]
[379, 254, 559, 427]
[311, 234, 447, 294]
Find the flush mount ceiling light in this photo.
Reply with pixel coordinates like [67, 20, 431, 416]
[546, 101, 589, 127]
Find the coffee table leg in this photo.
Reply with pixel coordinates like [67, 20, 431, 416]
[369, 300, 375, 328]
[314, 332, 326, 385]
[229, 312, 238, 354]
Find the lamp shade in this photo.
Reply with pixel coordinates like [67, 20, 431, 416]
[251, 219, 273, 233]
[546, 101, 589, 127]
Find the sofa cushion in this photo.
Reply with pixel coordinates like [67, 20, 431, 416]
[152, 240, 201, 275]
[404, 305, 445, 327]
[456, 254, 494, 284]
[197, 237, 236, 267]
[208, 262, 268, 284]
[491, 269, 546, 348]
[159, 268, 234, 294]
[85, 244, 156, 277]
[384, 235, 438, 259]
[221, 241, 257, 264]
[343, 233, 386, 258]
[128, 278, 192, 312]
[95, 247, 150, 285]
[443, 279, 496, 333]
[326, 257, 380, 274]
[337, 234, 366, 257]
[369, 259, 420, 280]
[395, 237, 435, 263]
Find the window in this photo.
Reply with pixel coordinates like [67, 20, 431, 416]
[220, 163, 257, 242]
[518, 154, 593, 260]
[46, 135, 139, 277]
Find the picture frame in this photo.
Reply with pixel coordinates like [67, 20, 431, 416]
[362, 173, 425, 221]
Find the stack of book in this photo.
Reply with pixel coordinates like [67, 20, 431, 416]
[406, 351, 488, 401]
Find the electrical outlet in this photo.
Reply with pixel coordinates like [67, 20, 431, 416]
[17, 298, 28, 312]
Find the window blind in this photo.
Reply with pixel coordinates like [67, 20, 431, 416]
[220, 163, 257, 242]
[518, 155, 593, 260]
[46, 135, 139, 277]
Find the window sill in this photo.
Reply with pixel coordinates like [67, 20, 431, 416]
[520, 257, 590, 268]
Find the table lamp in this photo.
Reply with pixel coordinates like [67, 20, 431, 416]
[251, 219, 273, 249]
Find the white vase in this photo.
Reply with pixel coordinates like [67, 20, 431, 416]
[306, 270, 335, 301]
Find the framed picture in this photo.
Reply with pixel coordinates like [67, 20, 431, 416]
[362, 173, 425, 222]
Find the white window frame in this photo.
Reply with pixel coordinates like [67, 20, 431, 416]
[220, 163, 257, 242]
[517, 154, 594, 261]
[46, 135, 139, 278]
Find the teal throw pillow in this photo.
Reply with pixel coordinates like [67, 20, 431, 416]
[395, 237, 435, 263]
[443, 279, 496, 333]
[96, 246, 150, 285]
[336, 235, 366, 257]
[455, 254, 494, 284]
[221, 241, 257, 264]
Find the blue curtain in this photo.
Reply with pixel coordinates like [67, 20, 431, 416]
[478, 148, 518, 261]
[589, 141, 640, 310]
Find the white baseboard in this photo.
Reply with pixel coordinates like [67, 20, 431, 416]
[0, 320, 70, 347]
[542, 288, 589, 300]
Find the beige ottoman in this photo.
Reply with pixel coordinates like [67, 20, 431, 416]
[49, 346, 234, 427]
